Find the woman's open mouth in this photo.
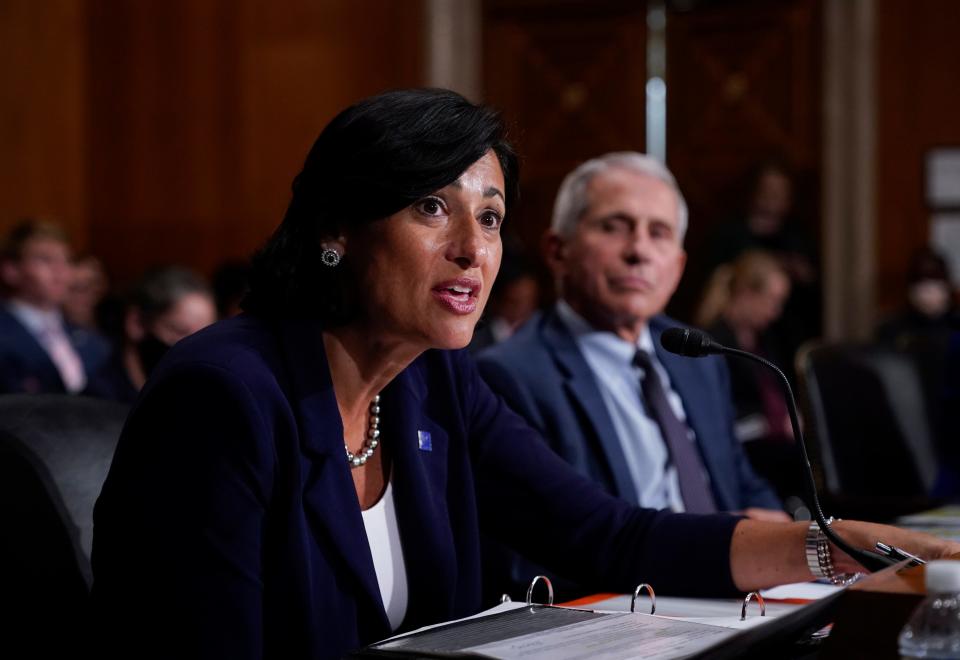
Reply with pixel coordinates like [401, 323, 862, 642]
[432, 278, 480, 315]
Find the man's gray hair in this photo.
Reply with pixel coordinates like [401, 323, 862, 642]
[550, 152, 689, 242]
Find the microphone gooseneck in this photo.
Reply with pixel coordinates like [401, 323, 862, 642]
[659, 327, 895, 573]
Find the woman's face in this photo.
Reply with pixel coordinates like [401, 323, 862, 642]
[345, 150, 505, 351]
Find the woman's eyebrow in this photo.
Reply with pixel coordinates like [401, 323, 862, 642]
[484, 186, 505, 202]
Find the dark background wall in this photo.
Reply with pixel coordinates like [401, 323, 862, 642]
[1, 0, 958, 327]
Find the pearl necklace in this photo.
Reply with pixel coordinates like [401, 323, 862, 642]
[345, 395, 381, 468]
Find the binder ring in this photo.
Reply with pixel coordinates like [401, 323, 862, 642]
[525, 575, 554, 606]
[740, 591, 766, 621]
[500, 594, 512, 604]
[630, 583, 656, 615]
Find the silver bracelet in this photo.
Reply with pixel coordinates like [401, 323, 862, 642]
[805, 518, 859, 586]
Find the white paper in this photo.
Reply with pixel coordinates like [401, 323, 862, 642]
[467, 612, 736, 660]
[927, 150, 960, 206]
[930, 217, 960, 287]
[759, 581, 842, 601]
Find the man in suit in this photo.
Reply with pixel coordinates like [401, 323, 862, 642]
[0, 219, 109, 394]
[478, 152, 785, 519]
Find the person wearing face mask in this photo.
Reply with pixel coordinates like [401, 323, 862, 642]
[84, 266, 217, 404]
[876, 247, 959, 348]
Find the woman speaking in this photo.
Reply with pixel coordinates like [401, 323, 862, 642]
[91, 89, 957, 659]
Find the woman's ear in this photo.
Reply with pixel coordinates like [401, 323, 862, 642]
[319, 236, 346, 268]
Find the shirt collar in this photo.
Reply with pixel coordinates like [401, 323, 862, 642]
[555, 299, 655, 362]
[6, 299, 63, 335]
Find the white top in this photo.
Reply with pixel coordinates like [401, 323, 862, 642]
[556, 300, 710, 511]
[361, 480, 409, 631]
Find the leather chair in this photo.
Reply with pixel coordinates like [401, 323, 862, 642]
[796, 342, 940, 518]
[0, 394, 128, 655]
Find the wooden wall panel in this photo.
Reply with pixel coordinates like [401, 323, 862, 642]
[482, 0, 647, 260]
[665, 0, 821, 320]
[875, 0, 960, 313]
[0, 0, 88, 249]
[85, 0, 425, 285]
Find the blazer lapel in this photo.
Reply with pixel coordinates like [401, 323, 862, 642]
[542, 310, 638, 504]
[382, 358, 458, 629]
[275, 319, 390, 635]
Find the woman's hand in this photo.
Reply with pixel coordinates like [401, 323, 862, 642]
[830, 520, 960, 574]
[729, 519, 960, 593]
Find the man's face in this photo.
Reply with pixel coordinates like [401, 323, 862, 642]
[1, 237, 73, 309]
[548, 168, 686, 341]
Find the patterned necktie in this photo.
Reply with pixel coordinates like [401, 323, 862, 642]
[633, 350, 717, 513]
[39, 319, 87, 393]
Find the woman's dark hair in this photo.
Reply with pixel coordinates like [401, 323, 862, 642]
[242, 88, 519, 321]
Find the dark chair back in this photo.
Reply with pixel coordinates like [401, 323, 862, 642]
[797, 342, 939, 506]
[0, 394, 128, 655]
[0, 394, 128, 584]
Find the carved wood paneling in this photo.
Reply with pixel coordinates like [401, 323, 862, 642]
[665, 0, 822, 320]
[482, 0, 648, 258]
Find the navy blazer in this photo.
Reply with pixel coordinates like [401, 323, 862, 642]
[91, 315, 741, 659]
[0, 305, 110, 394]
[477, 308, 781, 511]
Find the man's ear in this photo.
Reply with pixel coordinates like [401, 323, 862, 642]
[668, 248, 688, 294]
[541, 230, 567, 278]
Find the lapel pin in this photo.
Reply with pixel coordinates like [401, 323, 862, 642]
[417, 430, 432, 451]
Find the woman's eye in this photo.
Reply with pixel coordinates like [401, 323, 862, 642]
[415, 197, 444, 216]
[479, 210, 503, 229]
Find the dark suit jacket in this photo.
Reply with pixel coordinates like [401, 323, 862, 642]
[91, 315, 741, 659]
[477, 308, 781, 511]
[0, 305, 110, 394]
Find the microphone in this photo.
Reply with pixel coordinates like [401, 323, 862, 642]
[659, 327, 896, 573]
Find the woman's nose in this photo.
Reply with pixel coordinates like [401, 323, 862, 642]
[446, 215, 487, 269]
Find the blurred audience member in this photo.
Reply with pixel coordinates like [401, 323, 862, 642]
[876, 247, 959, 347]
[85, 266, 216, 403]
[63, 254, 109, 330]
[469, 256, 540, 352]
[697, 251, 802, 500]
[708, 160, 820, 358]
[877, 247, 960, 472]
[0, 219, 109, 394]
[211, 259, 250, 319]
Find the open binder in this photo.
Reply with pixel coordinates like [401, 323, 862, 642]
[352, 577, 845, 659]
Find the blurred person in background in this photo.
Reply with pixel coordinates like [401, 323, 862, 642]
[85, 265, 216, 404]
[468, 251, 540, 352]
[211, 259, 251, 319]
[696, 250, 801, 501]
[0, 219, 109, 394]
[63, 254, 109, 330]
[877, 247, 960, 487]
[708, 160, 819, 360]
[876, 246, 959, 347]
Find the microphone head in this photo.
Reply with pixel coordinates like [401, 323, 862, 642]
[660, 327, 719, 357]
